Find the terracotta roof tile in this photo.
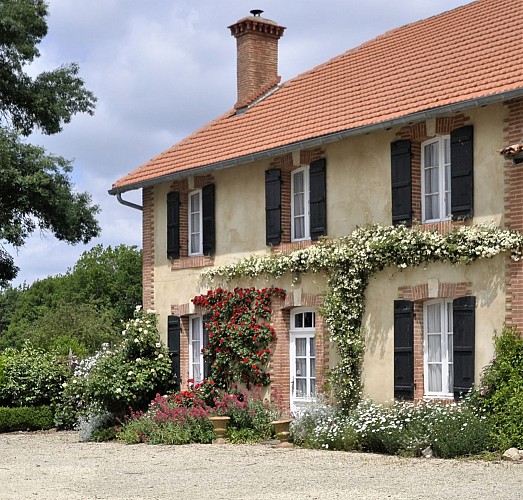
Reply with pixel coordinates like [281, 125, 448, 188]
[112, 0, 523, 193]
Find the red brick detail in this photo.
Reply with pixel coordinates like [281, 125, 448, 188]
[398, 281, 472, 400]
[504, 97, 523, 331]
[270, 294, 325, 414]
[171, 303, 208, 318]
[168, 175, 214, 269]
[229, 16, 285, 109]
[142, 187, 155, 310]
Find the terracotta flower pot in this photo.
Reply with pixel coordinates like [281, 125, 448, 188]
[271, 418, 293, 447]
[209, 416, 230, 444]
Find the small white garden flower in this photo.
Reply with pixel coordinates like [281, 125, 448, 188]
[158, 353, 164, 359]
[116, 388, 122, 393]
[155, 342, 161, 348]
[135, 305, 142, 311]
[134, 338, 139, 343]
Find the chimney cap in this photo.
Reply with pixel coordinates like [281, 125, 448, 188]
[250, 9, 263, 17]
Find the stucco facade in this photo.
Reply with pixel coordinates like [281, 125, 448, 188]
[112, 3, 523, 413]
[139, 101, 514, 408]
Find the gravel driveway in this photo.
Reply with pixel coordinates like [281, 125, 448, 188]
[0, 431, 521, 499]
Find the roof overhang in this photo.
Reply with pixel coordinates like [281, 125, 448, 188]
[109, 87, 523, 196]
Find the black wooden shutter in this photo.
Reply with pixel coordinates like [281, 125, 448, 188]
[451, 125, 474, 220]
[391, 140, 412, 227]
[310, 158, 327, 240]
[167, 192, 180, 259]
[453, 296, 475, 399]
[265, 169, 282, 245]
[394, 300, 414, 399]
[202, 313, 212, 379]
[202, 184, 215, 256]
[167, 315, 181, 391]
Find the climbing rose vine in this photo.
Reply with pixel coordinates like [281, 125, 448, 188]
[200, 223, 523, 410]
[192, 287, 286, 392]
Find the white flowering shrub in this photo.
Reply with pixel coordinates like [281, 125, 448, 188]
[201, 223, 523, 409]
[55, 308, 173, 428]
[292, 399, 490, 457]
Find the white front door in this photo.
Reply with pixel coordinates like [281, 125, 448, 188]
[290, 310, 316, 414]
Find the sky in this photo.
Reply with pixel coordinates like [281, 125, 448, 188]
[8, 0, 473, 286]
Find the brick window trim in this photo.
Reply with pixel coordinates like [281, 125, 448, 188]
[398, 281, 472, 401]
[266, 147, 325, 249]
[396, 115, 470, 228]
[168, 174, 214, 265]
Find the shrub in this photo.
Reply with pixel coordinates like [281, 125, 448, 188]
[291, 399, 358, 451]
[291, 398, 490, 457]
[0, 406, 54, 432]
[0, 344, 68, 408]
[55, 307, 174, 428]
[116, 388, 281, 445]
[117, 394, 214, 445]
[467, 327, 523, 449]
[213, 389, 280, 441]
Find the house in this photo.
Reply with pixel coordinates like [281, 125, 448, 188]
[110, 0, 523, 413]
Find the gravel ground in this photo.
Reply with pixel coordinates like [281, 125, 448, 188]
[0, 431, 521, 499]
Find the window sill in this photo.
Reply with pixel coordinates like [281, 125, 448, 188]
[414, 219, 468, 234]
[171, 255, 215, 270]
[270, 240, 314, 254]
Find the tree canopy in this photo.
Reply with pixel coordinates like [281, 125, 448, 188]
[0, 0, 99, 285]
[0, 244, 143, 356]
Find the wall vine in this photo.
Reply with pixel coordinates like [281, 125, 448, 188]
[200, 223, 523, 409]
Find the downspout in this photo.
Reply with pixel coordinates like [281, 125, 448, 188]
[116, 192, 142, 211]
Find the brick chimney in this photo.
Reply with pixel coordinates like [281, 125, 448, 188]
[229, 10, 286, 109]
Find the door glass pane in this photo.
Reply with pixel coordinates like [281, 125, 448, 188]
[304, 312, 315, 328]
[447, 334, 453, 363]
[310, 379, 316, 396]
[295, 358, 306, 377]
[190, 192, 200, 212]
[309, 337, 316, 357]
[295, 378, 306, 398]
[448, 363, 454, 393]
[295, 338, 306, 356]
[293, 170, 304, 193]
[425, 194, 439, 220]
[310, 358, 315, 378]
[191, 233, 200, 254]
[428, 364, 442, 392]
[192, 364, 201, 383]
[294, 313, 303, 329]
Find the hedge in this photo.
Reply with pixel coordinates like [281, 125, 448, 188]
[0, 406, 54, 432]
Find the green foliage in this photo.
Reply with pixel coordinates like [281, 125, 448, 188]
[192, 287, 286, 391]
[0, 245, 142, 355]
[0, 343, 67, 407]
[202, 223, 523, 410]
[56, 308, 174, 427]
[116, 389, 280, 445]
[0, 406, 54, 432]
[0, 0, 98, 284]
[291, 399, 491, 457]
[467, 327, 523, 449]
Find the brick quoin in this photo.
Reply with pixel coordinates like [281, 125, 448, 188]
[142, 187, 155, 310]
[504, 97, 523, 332]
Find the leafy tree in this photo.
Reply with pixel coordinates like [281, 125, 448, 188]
[0, 0, 99, 285]
[0, 245, 142, 355]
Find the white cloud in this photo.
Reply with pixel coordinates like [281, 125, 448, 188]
[8, 0, 472, 286]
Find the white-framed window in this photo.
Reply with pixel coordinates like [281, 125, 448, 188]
[424, 299, 453, 397]
[188, 189, 202, 255]
[290, 309, 316, 412]
[291, 166, 310, 241]
[421, 136, 451, 223]
[189, 315, 204, 383]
